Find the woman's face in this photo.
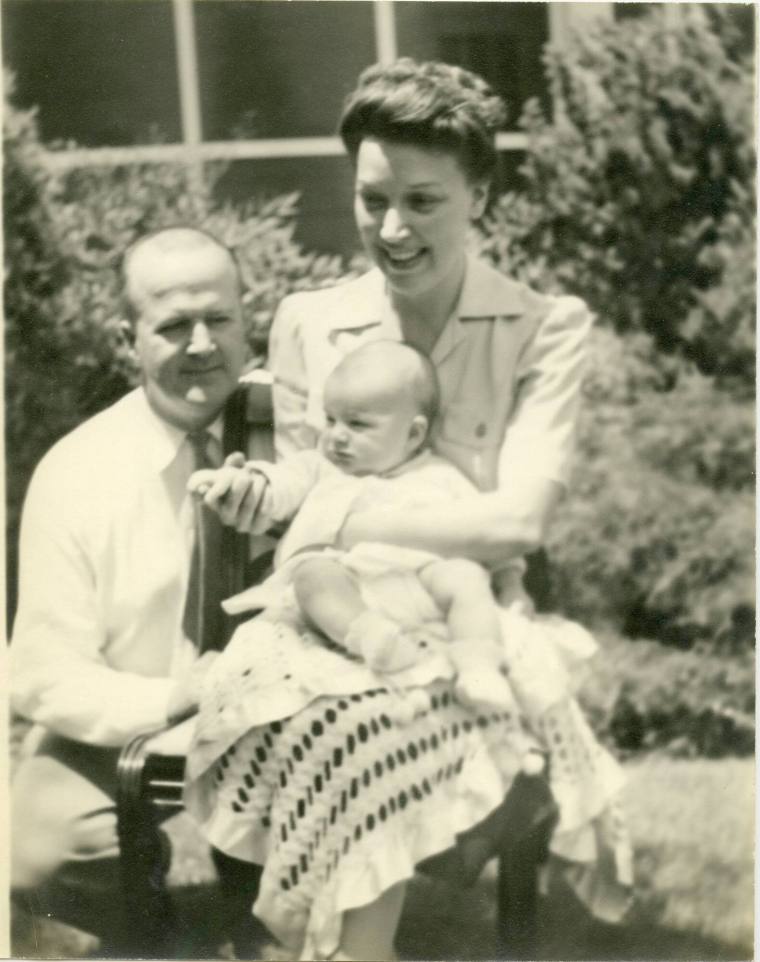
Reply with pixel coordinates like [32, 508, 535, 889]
[353, 138, 488, 303]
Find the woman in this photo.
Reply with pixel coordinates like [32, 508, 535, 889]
[187, 59, 630, 961]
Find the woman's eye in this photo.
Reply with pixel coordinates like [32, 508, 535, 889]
[349, 420, 367, 429]
[360, 193, 386, 212]
[409, 195, 439, 213]
[206, 313, 229, 327]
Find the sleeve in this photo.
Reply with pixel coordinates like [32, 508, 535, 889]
[497, 295, 593, 490]
[244, 450, 324, 532]
[268, 294, 320, 460]
[10, 459, 175, 746]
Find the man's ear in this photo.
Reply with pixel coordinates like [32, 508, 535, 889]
[408, 414, 429, 451]
[470, 181, 489, 221]
[119, 320, 138, 359]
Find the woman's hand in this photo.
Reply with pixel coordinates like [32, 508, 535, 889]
[188, 453, 269, 531]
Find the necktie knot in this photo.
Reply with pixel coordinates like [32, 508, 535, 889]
[188, 430, 217, 470]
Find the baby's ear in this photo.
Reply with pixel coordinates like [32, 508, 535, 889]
[408, 414, 429, 450]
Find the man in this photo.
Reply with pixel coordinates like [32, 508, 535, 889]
[10, 226, 263, 950]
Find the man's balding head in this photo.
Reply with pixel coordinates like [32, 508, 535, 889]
[120, 226, 247, 432]
[122, 227, 240, 324]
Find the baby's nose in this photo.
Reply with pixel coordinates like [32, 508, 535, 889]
[332, 425, 349, 445]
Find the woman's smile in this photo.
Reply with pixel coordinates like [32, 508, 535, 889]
[381, 245, 429, 274]
[354, 138, 487, 307]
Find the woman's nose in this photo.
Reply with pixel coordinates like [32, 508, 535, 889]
[379, 207, 410, 243]
[187, 321, 215, 356]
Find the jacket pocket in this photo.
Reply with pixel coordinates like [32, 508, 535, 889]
[437, 401, 500, 450]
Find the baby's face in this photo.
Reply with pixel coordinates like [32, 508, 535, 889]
[321, 372, 424, 476]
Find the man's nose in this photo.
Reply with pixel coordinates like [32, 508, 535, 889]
[379, 207, 410, 243]
[186, 321, 215, 356]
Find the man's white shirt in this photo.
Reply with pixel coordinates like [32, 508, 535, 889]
[10, 388, 221, 746]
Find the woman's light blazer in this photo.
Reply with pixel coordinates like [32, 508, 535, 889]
[269, 255, 592, 501]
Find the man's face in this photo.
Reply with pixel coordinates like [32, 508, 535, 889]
[127, 244, 246, 431]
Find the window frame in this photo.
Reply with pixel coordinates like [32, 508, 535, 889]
[37, 0, 613, 175]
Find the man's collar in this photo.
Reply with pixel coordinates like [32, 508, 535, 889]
[134, 388, 223, 474]
[327, 256, 527, 335]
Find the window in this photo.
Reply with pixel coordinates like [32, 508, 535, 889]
[1, 0, 606, 252]
[216, 155, 357, 255]
[395, 3, 550, 129]
[3, 0, 180, 146]
[195, 1, 375, 140]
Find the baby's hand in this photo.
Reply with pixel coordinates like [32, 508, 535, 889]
[188, 453, 268, 531]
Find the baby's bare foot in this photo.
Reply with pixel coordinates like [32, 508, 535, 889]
[362, 627, 419, 673]
[344, 611, 419, 672]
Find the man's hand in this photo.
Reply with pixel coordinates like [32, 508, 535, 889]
[188, 452, 268, 531]
[166, 651, 220, 725]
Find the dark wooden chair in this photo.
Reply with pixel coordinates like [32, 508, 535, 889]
[115, 377, 559, 959]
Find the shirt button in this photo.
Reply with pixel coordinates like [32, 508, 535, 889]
[475, 423, 487, 438]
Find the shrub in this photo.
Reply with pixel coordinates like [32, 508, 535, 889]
[473, 7, 755, 651]
[581, 633, 754, 758]
[479, 5, 755, 383]
[679, 180, 756, 395]
[546, 327, 755, 650]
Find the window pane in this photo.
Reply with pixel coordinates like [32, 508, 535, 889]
[2, 0, 180, 146]
[195, 1, 375, 140]
[395, 2, 550, 129]
[215, 156, 358, 257]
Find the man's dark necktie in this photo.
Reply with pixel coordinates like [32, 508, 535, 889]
[182, 430, 226, 654]
[181, 388, 262, 653]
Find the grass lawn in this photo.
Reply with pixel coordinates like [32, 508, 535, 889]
[11, 753, 753, 960]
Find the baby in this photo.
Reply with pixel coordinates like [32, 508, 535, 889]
[191, 340, 513, 711]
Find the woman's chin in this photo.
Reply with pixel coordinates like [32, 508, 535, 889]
[382, 264, 436, 298]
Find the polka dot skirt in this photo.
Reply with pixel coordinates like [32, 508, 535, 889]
[185, 679, 630, 959]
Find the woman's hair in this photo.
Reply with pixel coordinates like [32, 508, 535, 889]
[339, 58, 507, 183]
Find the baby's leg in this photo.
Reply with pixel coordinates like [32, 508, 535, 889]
[292, 557, 418, 672]
[418, 558, 512, 710]
[292, 556, 364, 645]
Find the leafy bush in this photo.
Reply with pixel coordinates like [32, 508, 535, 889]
[4, 81, 352, 621]
[545, 327, 754, 650]
[473, 8, 755, 651]
[581, 633, 754, 758]
[479, 5, 755, 386]
[679, 181, 756, 395]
